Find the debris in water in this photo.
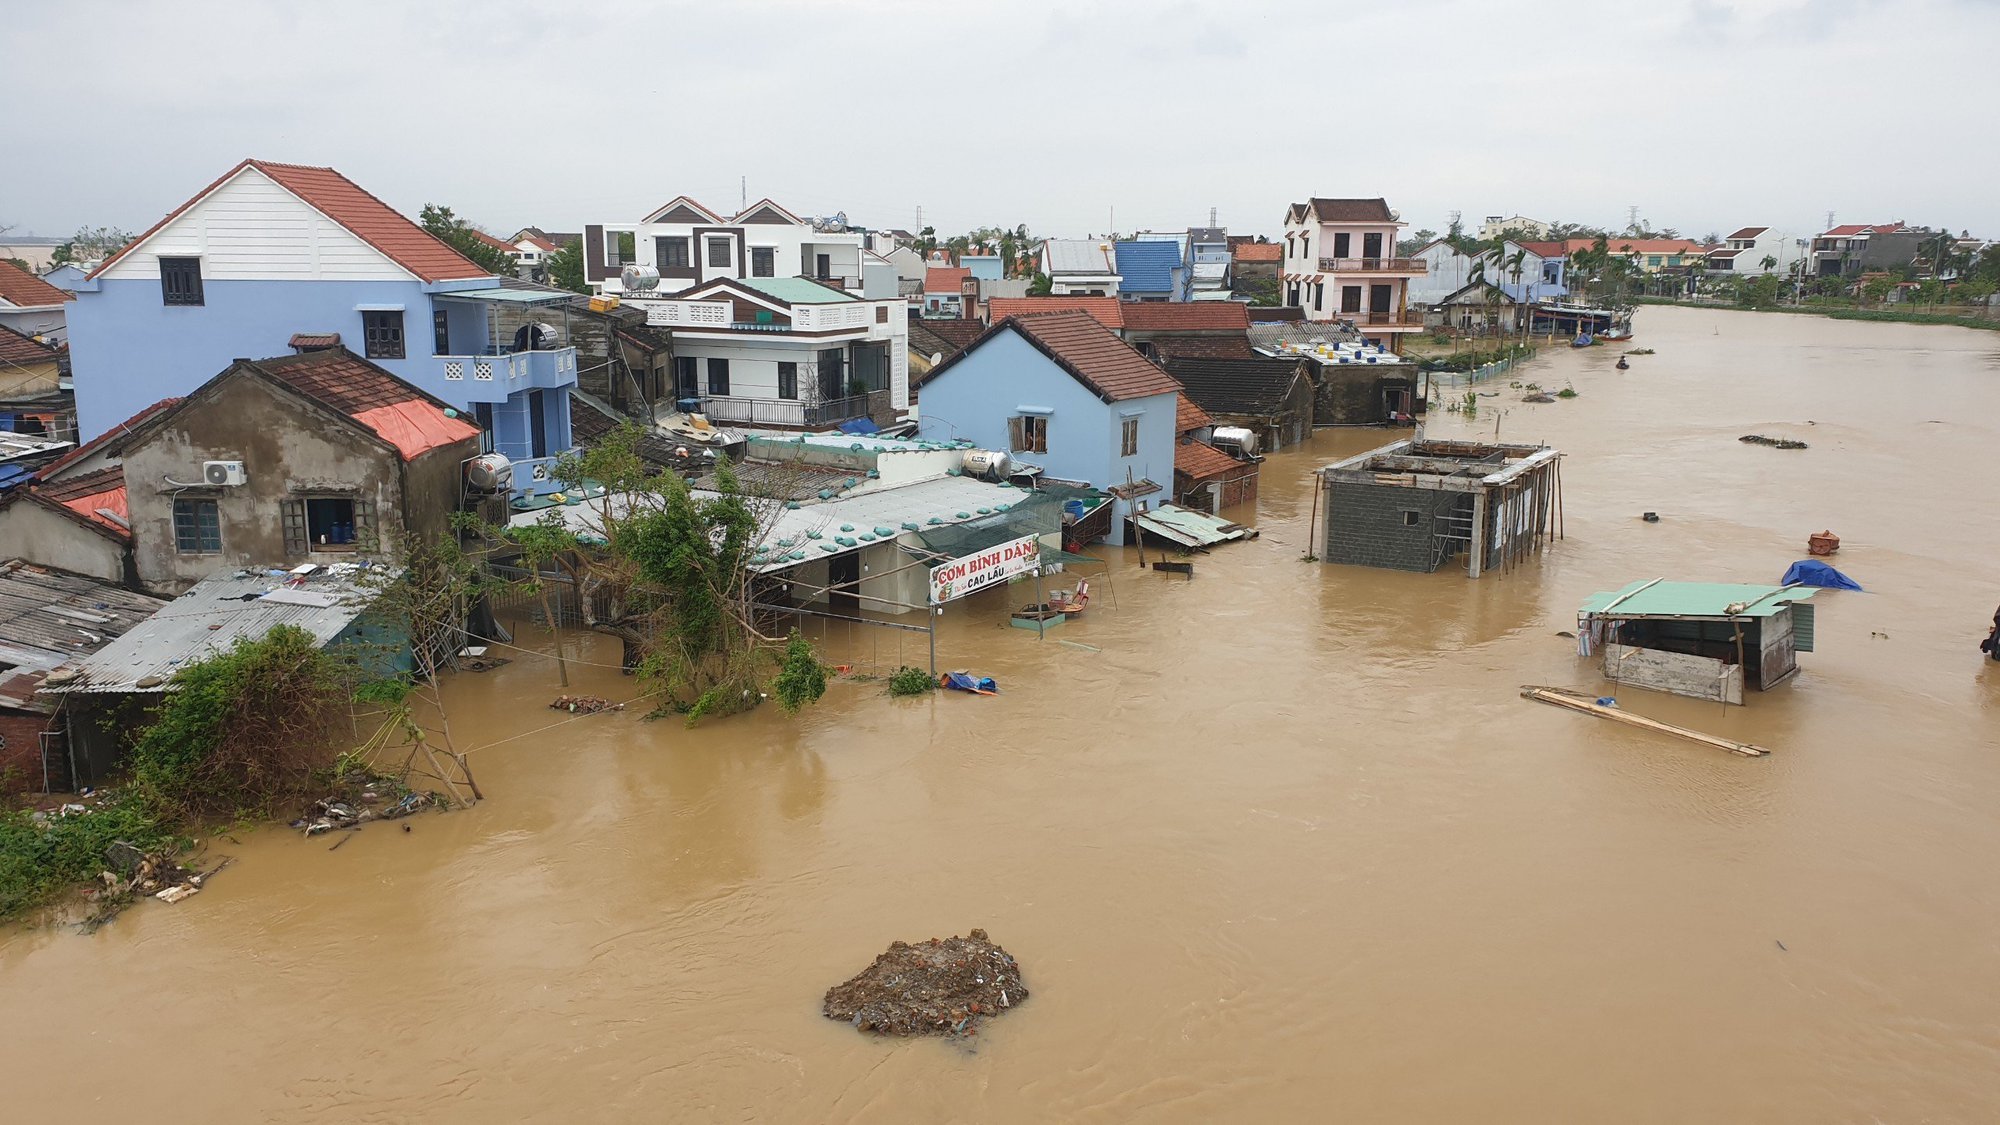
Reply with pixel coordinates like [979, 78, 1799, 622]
[1739, 434, 1808, 450]
[550, 695, 624, 714]
[823, 928, 1028, 1038]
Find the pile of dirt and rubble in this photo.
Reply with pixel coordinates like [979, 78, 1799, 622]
[1740, 433, 1809, 450]
[293, 762, 446, 836]
[550, 695, 624, 714]
[822, 929, 1027, 1038]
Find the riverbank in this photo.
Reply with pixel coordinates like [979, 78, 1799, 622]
[1631, 294, 2000, 331]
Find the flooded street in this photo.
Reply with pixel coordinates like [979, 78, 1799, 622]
[7, 305, 2000, 1122]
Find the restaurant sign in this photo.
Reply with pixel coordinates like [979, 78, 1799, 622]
[929, 535, 1040, 605]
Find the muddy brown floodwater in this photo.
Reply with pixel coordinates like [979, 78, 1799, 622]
[6, 306, 2000, 1122]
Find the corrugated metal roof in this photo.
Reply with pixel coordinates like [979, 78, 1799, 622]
[1132, 503, 1250, 547]
[48, 566, 388, 694]
[1042, 239, 1120, 277]
[1578, 580, 1819, 620]
[0, 561, 166, 682]
[1113, 241, 1182, 293]
[747, 475, 1026, 572]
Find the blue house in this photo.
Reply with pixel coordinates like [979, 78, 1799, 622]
[63, 159, 577, 496]
[1114, 240, 1188, 301]
[914, 311, 1180, 545]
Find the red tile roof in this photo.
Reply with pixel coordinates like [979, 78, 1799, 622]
[471, 229, 516, 253]
[0, 261, 70, 309]
[1176, 396, 1214, 434]
[1120, 302, 1250, 332]
[33, 465, 130, 540]
[89, 159, 491, 283]
[38, 397, 182, 479]
[1726, 226, 1769, 240]
[1175, 439, 1246, 481]
[1515, 240, 1569, 259]
[288, 332, 342, 349]
[1004, 311, 1183, 402]
[924, 266, 971, 294]
[986, 297, 1125, 329]
[1232, 242, 1282, 262]
[1820, 221, 1905, 237]
[247, 349, 480, 460]
[519, 233, 559, 252]
[0, 323, 61, 366]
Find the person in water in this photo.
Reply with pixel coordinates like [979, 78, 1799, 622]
[1984, 606, 2000, 661]
[1616, 356, 1629, 369]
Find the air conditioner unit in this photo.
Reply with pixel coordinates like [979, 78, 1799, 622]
[203, 460, 247, 487]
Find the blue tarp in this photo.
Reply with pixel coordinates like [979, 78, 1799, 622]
[0, 463, 34, 491]
[1782, 559, 1863, 591]
[942, 671, 998, 695]
[837, 417, 880, 435]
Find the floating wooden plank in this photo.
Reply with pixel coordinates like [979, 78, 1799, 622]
[1519, 685, 1770, 757]
[1151, 561, 1194, 576]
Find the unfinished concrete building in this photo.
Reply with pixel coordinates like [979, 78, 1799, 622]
[1317, 439, 1562, 576]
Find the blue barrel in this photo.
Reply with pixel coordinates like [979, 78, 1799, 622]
[1064, 499, 1087, 520]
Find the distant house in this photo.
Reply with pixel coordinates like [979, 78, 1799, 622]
[1554, 237, 1709, 273]
[587, 195, 865, 296]
[0, 260, 71, 344]
[1113, 240, 1187, 301]
[923, 265, 974, 318]
[1478, 215, 1552, 241]
[1706, 227, 1798, 276]
[0, 398, 181, 584]
[113, 348, 482, 595]
[960, 253, 1004, 282]
[1810, 222, 1907, 278]
[1187, 226, 1231, 297]
[1410, 239, 1568, 311]
[1231, 241, 1281, 286]
[907, 318, 986, 383]
[914, 311, 1180, 545]
[1162, 356, 1315, 450]
[1282, 197, 1426, 350]
[639, 275, 909, 425]
[62, 159, 578, 490]
[1039, 239, 1122, 297]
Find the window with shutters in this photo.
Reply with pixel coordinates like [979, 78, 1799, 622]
[777, 361, 798, 399]
[282, 495, 373, 555]
[706, 237, 731, 267]
[750, 247, 775, 277]
[706, 357, 730, 395]
[1120, 417, 1139, 457]
[160, 257, 204, 306]
[433, 309, 450, 355]
[362, 311, 405, 359]
[1009, 414, 1047, 454]
[657, 236, 690, 268]
[173, 498, 221, 554]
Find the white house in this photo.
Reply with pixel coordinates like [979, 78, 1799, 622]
[1409, 239, 1569, 308]
[1706, 227, 1801, 276]
[1281, 197, 1426, 351]
[636, 275, 910, 425]
[1478, 215, 1552, 241]
[1039, 239, 1121, 297]
[587, 197, 866, 297]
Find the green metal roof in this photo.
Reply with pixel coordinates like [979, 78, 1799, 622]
[1579, 580, 1819, 619]
[739, 277, 856, 304]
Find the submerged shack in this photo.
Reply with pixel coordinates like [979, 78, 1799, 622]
[1577, 580, 1819, 704]
[1317, 439, 1562, 576]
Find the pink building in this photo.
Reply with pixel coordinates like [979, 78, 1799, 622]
[1281, 197, 1426, 351]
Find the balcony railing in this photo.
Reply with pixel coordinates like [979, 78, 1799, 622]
[698, 392, 876, 428]
[437, 346, 578, 401]
[1317, 257, 1427, 274]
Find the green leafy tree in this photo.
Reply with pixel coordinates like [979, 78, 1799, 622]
[419, 203, 515, 275]
[1027, 270, 1053, 297]
[50, 224, 135, 266]
[1397, 228, 1438, 257]
[547, 238, 587, 294]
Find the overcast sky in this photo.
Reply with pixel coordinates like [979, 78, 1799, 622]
[9, 0, 1999, 244]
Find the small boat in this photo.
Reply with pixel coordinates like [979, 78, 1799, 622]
[1571, 333, 1596, 348]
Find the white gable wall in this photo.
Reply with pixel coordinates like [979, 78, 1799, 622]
[96, 166, 414, 283]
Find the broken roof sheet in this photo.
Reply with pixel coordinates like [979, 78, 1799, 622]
[1132, 503, 1250, 547]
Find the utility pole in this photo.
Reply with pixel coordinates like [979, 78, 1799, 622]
[741, 175, 746, 211]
